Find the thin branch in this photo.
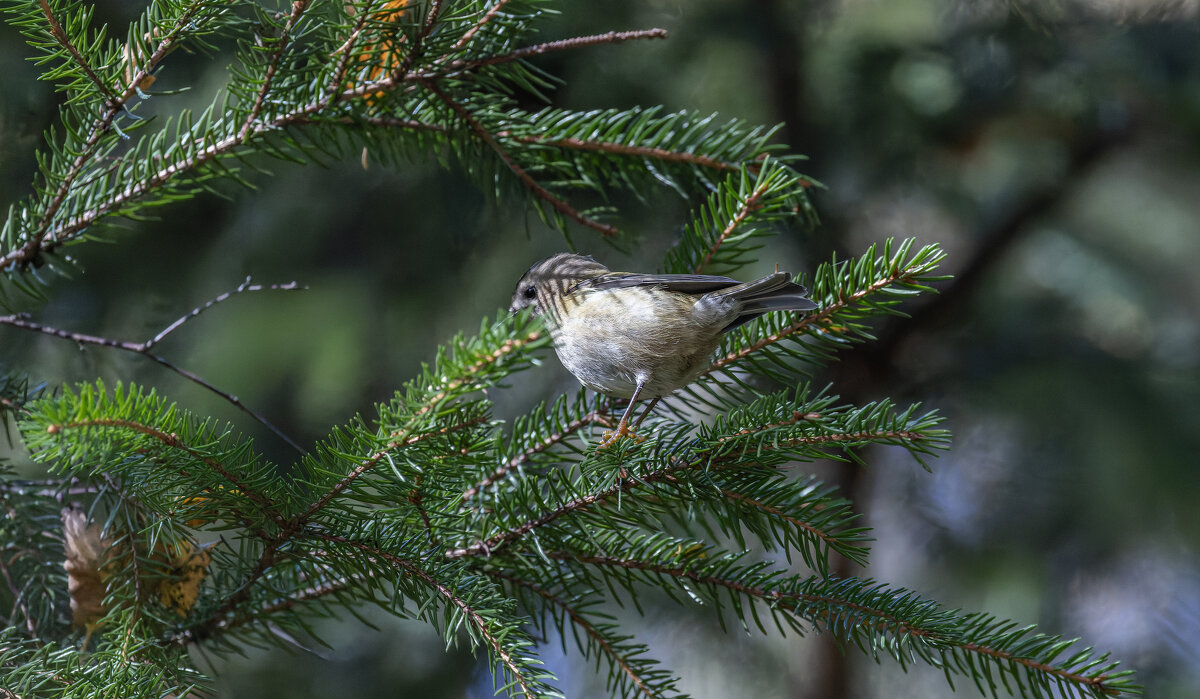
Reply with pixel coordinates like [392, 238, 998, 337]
[147, 277, 303, 349]
[393, 0, 443, 83]
[420, 29, 670, 79]
[292, 114, 448, 133]
[489, 569, 661, 698]
[449, 0, 515, 52]
[168, 570, 366, 644]
[499, 133, 742, 174]
[299, 413, 488, 523]
[0, 280, 306, 453]
[322, 0, 375, 100]
[719, 489, 851, 561]
[703, 258, 930, 377]
[423, 78, 619, 237]
[0, 553, 36, 636]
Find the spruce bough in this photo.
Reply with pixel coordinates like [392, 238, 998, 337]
[0, 1, 1139, 696]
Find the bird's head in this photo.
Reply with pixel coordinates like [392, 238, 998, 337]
[509, 253, 609, 316]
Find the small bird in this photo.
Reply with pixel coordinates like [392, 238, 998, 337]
[510, 253, 819, 447]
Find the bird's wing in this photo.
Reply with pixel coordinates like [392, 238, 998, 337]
[574, 272, 741, 295]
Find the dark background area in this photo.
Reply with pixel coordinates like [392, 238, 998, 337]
[2, 1, 1199, 696]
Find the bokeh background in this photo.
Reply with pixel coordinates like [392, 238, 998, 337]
[2, 1, 1199, 697]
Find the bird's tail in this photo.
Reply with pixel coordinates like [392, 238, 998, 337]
[707, 272, 819, 331]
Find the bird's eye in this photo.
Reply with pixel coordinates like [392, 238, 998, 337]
[523, 285, 537, 299]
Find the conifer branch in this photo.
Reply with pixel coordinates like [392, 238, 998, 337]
[450, 0, 515, 51]
[447, 425, 932, 559]
[43, 417, 281, 523]
[422, 78, 619, 237]
[489, 569, 662, 699]
[36, 0, 118, 105]
[695, 167, 772, 274]
[498, 133, 743, 173]
[706, 246, 937, 376]
[0, 0, 208, 273]
[462, 407, 611, 502]
[314, 533, 545, 699]
[719, 489, 852, 564]
[238, 0, 310, 142]
[558, 553, 1129, 697]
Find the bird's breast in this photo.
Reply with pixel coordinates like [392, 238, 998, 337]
[547, 287, 724, 399]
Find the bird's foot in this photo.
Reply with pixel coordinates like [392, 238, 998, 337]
[598, 425, 645, 449]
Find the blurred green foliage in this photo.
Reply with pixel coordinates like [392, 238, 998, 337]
[2, 0, 1198, 697]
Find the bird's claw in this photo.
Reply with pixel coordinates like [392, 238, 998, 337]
[598, 426, 645, 449]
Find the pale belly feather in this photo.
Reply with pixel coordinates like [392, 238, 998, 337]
[549, 287, 725, 399]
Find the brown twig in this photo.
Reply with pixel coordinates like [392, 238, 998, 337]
[450, 0, 515, 52]
[37, 0, 121, 106]
[500, 133, 741, 174]
[0, 279, 306, 453]
[422, 29, 670, 79]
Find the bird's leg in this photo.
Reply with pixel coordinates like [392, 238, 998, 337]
[631, 397, 661, 430]
[599, 382, 648, 449]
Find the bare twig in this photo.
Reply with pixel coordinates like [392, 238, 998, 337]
[422, 29, 670, 79]
[0, 279, 306, 453]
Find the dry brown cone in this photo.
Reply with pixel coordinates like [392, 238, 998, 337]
[61, 508, 214, 648]
[60, 507, 112, 648]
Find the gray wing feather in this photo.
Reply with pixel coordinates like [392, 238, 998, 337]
[575, 272, 742, 295]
